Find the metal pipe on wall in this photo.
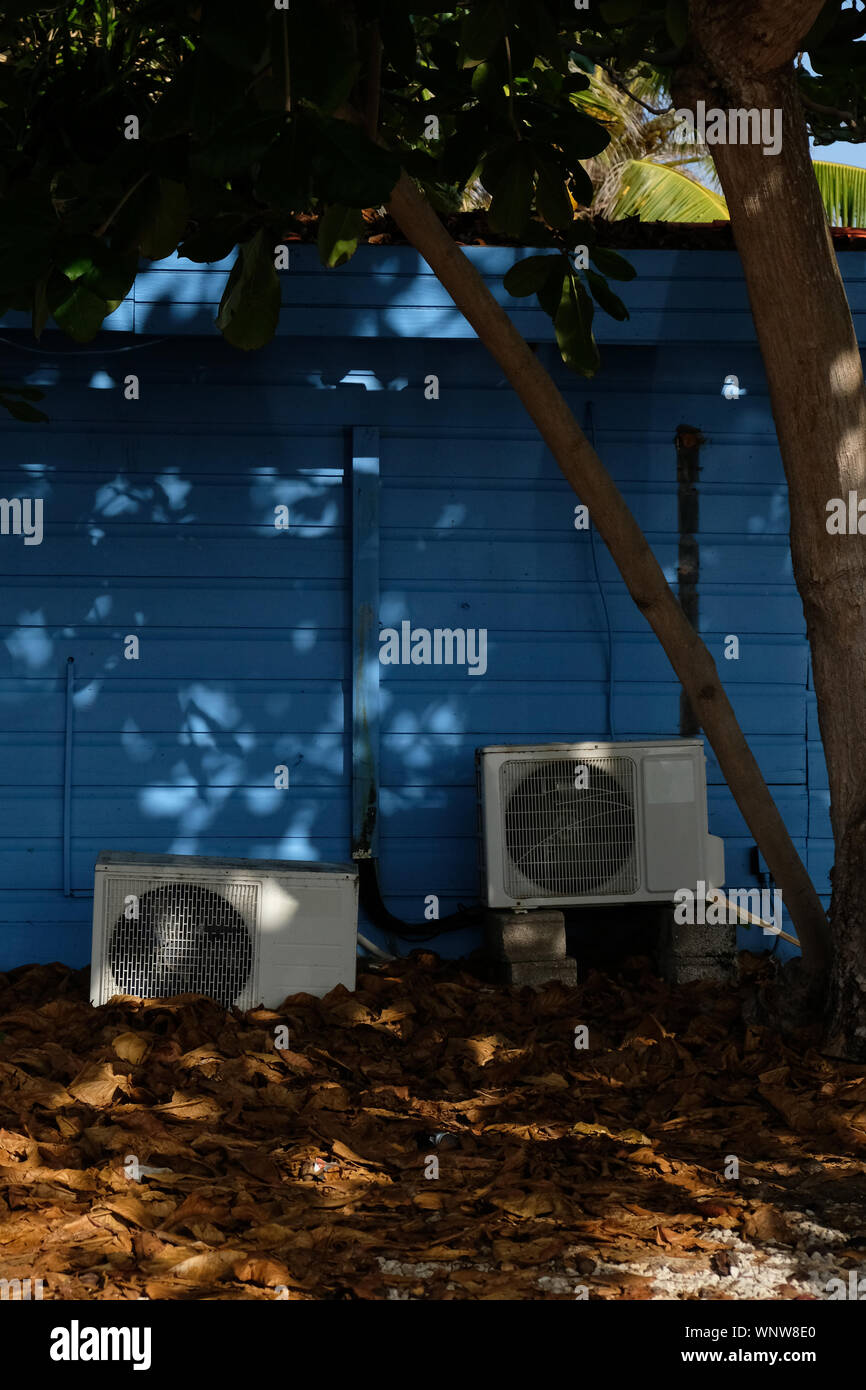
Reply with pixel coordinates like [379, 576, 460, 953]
[63, 656, 74, 897]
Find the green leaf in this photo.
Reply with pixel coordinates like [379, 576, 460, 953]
[471, 60, 507, 111]
[554, 275, 600, 378]
[503, 254, 561, 297]
[518, 222, 558, 249]
[381, 0, 417, 80]
[536, 259, 566, 319]
[200, 0, 271, 71]
[570, 51, 597, 74]
[414, 180, 464, 215]
[460, 0, 507, 60]
[139, 179, 191, 261]
[144, 67, 195, 142]
[402, 149, 442, 182]
[192, 50, 249, 138]
[600, 0, 645, 23]
[56, 243, 98, 283]
[192, 114, 283, 180]
[216, 229, 280, 350]
[535, 161, 573, 229]
[586, 268, 629, 321]
[524, 97, 610, 162]
[514, 0, 560, 61]
[54, 239, 138, 302]
[317, 205, 364, 268]
[49, 280, 109, 343]
[588, 246, 636, 282]
[283, 8, 359, 113]
[256, 115, 315, 209]
[558, 104, 612, 160]
[441, 107, 494, 185]
[179, 217, 248, 265]
[313, 118, 401, 207]
[32, 276, 49, 341]
[488, 150, 534, 238]
[569, 164, 595, 209]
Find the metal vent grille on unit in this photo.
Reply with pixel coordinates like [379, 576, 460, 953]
[501, 755, 638, 898]
[105, 877, 258, 1008]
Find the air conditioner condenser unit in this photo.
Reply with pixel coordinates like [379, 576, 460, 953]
[476, 739, 725, 909]
[90, 851, 358, 1009]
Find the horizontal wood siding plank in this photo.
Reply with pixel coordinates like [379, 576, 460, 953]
[0, 253, 831, 962]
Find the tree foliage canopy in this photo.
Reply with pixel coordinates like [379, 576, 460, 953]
[0, 0, 862, 403]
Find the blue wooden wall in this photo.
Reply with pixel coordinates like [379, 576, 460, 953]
[0, 247, 836, 967]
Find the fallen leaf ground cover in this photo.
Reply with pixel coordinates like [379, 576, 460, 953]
[0, 951, 864, 1301]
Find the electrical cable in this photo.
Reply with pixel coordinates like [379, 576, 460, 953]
[0, 334, 170, 356]
[718, 893, 797, 950]
[356, 930, 396, 961]
[361, 404, 618, 943]
[356, 857, 486, 944]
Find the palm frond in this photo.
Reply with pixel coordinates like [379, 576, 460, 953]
[607, 159, 729, 222]
[812, 160, 866, 228]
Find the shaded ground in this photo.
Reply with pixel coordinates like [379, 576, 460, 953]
[0, 952, 864, 1301]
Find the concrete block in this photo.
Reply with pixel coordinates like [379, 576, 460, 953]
[500, 956, 578, 989]
[657, 905, 736, 985]
[661, 920, 737, 956]
[485, 909, 566, 962]
[662, 953, 734, 986]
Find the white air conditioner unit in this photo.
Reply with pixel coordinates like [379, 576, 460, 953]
[476, 739, 725, 909]
[90, 852, 358, 1009]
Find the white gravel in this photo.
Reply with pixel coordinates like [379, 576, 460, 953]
[375, 1208, 866, 1300]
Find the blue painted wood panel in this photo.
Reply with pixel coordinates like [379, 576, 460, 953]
[0, 251, 832, 966]
[5, 245, 866, 346]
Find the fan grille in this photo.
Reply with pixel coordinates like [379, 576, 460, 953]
[101, 876, 259, 1009]
[501, 755, 638, 899]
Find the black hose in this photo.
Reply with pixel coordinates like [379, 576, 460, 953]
[357, 857, 487, 942]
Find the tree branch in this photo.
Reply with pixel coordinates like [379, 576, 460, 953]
[799, 90, 857, 127]
[331, 98, 831, 975]
[593, 60, 673, 117]
[282, 12, 291, 114]
[382, 169, 830, 976]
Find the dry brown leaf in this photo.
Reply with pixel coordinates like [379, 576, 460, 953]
[1, 951, 863, 1302]
[742, 1204, 796, 1246]
[68, 1061, 130, 1107]
[111, 1033, 150, 1064]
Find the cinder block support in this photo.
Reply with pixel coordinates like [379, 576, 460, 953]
[657, 906, 736, 984]
[485, 909, 567, 961]
[502, 957, 578, 988]
[485, 909, 577, 988]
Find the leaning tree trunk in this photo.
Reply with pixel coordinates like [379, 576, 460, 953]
[684, 0, 866, 1053]
[378, 168, 830, 977]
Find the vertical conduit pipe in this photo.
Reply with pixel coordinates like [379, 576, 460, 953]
[63, 655, 74, 897]
[350, 426, 381, 861]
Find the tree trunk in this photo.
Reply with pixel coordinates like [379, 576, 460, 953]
[383, 169, 830, 977]
[683, 3, 866, 1051]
